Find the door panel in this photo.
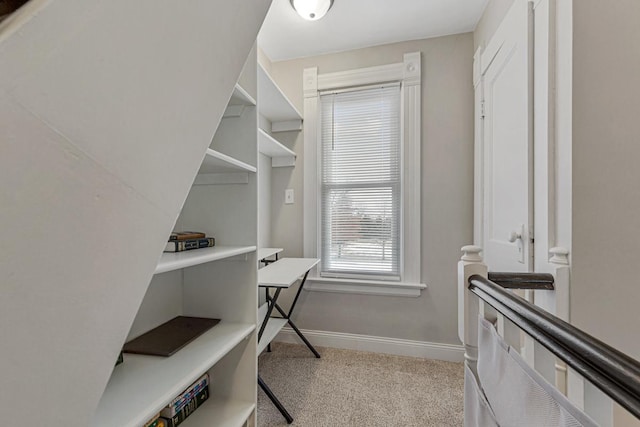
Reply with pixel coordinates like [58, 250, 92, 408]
[481, 0, 534, 272]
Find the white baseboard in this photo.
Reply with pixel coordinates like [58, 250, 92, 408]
[274, 327, 464, 363]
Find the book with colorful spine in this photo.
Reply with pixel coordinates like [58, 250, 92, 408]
[160, 373, 209, 417]
[160, 385, 210, 427]
[164, 237, 215, 252]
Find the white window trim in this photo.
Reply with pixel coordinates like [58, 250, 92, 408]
[303, 52, 425, 297]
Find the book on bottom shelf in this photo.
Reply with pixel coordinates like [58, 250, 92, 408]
[161, 384, 210, 427]
[164, 237, 215, 252]
[161, 373, 209, 417]
[169, 231, 206, 241]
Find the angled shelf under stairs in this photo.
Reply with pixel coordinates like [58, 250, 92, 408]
[199, 149, 257, 174]
[93, 49, 261, 427]
[195, 148, 257, 185]
[224, 83, 257, 118]
[93, 323, 255, 427]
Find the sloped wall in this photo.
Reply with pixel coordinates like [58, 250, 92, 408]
[0, 1, 270, 425]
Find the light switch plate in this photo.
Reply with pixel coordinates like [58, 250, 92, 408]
[285, 189, 294, 204]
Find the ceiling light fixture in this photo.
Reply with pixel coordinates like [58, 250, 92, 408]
[290, 0, 334, 21]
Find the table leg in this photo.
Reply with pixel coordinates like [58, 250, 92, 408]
[287, 270, 310, 318]
[265, 288, 272, 352]
[259, 375, 293, 424]
[265, 270, 321, 358]
[258, 287, 281, 342]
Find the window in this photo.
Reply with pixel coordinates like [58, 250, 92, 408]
[319, 84, 401, 280]
[303, 52, 424, 296]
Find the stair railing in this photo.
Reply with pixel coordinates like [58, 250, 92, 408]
[458, 246, 640, 425]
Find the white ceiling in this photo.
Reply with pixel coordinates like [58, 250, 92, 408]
[258, 0, 488, 62]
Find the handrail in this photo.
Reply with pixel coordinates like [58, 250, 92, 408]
[487, 272, 555, 290]
[469, 274, 640, 419]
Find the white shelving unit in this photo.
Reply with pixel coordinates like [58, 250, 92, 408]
[224, 83, 257, 118]
[200, 149, 257, 174]
[257, 64, 302, 168]
[156, 245, 257, 274]
[231, 83, 257, 106]
[93, 50, 260, 427]
[177, 398, 256, 427]
[257, 64, 302, 129]
[258, 128, 296, 167]
[194, 148, 257, 185]
[93, 323, 255, 427]
[255, 63, 302, 339]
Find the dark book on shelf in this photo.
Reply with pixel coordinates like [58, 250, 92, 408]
[169, 231, 206, 241]
[161, 385, 210, 427]
[122, 316, 220, 357]
[164, 237, 215, 253]
[161, 373, 209, 417]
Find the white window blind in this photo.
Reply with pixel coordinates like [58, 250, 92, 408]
[320, 83, 401, 279]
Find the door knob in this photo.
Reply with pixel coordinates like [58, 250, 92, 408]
[508, 230, 522, 243]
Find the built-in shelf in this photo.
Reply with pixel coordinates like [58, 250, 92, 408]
[195, 149, 256, 185]
[230, 84, 256, 107]
[199, 149, 256, 174]
[258, 128, 296, 167]
[155, 246, 257, 274]
[180, 399, 255, 427]
[92, 322, 255, 427]
[223, 84, 257, 118]
[258, 64, 302, 132]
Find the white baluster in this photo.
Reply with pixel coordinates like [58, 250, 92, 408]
[458, 245, 488, 375]
[549, 247, 571, 395]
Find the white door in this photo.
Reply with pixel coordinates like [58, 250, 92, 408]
[479, 0, 534, 272]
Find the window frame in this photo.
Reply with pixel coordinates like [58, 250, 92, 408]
[303, 52, 425, 297]
[319, 83, 402, 281]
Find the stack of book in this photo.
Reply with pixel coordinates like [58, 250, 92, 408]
[164, 231, 215, 253]
[159, 373, 210, 426]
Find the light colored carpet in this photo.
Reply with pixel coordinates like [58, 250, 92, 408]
[257, 343, 464, 427]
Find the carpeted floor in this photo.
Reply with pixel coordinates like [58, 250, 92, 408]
[257, 343, 464, 427]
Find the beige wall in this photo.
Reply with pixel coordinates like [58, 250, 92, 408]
[572, 4, 640, 424]
[266, 34, 475, 345]
[571, 0, 640, 360]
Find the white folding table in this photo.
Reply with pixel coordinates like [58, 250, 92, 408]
[257, 257, 320, 424]
[257, 247, 283, 266]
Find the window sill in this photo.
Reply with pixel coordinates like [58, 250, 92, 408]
[304, 276, 426, 298]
